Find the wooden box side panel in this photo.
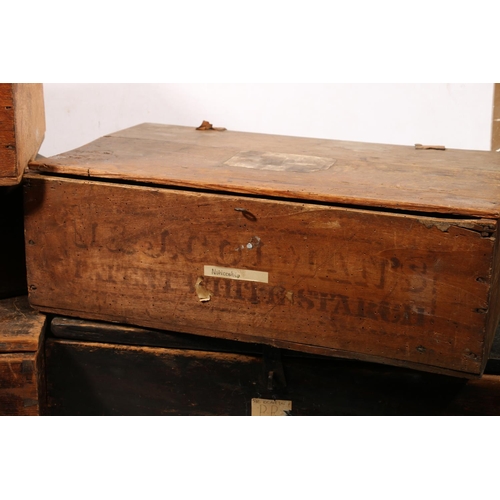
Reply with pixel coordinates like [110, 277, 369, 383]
[0, 352, 40, 415]
[0, 85, 16, 181]
[0, 84, 45, 186]
[45, 337, 500, 416]
[25, 176, 495, 376]
[0, 297, 47, 415]
[483, 226, 500, 370]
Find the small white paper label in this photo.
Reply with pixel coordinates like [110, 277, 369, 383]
[204, 265, 269, 283]
[251, 398, 292, 416]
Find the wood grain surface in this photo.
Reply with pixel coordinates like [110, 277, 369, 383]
[24, 174, 499, 376]
[0, 296, 47, 415]
[0, 84, 45, 185]
[28, 123, 500, 217]
[44, 335, 500, 416]
[493, 83, 500, 152]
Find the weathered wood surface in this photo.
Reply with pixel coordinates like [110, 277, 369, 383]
[492, 83, 500, 152]
[0, 185, 28, 298]
[0, 296, 47, 415]
[24, 174, 498, 377]
[0, 84, 45, 185]
[51, 317, 263, 355]
[51, 315, 500, 374]
[44, 335, 500, 416]
[485, 324, 500, 374]
[28, 123, 500, 218]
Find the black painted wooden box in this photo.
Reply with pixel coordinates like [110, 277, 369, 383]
[44, 316, 500, 416]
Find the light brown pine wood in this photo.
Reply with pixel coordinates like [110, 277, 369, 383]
[24, 172, 498, 377]
[29, 123, 500, 217]
[0, 84, 45, 185]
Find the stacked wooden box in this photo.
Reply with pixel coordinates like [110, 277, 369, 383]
[3, 83, 500, 415]
[18, 121, 500, 415]
[0, 84, 47, 415]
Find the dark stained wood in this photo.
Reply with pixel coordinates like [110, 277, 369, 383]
[0, 84, 45, 186]
[0, 185, 27, 298]
[50, 317, 263, 355]
[44, 335, 500, 416]
[24, 173, 498, 377]
[0, 296, 47, 415]
[45, 339, 263, 416]
[485, 325, 500, 374]
[28, 123, 500, 218]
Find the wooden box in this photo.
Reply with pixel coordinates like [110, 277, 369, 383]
[44, 316, 500, 416]
[0, 296, 47, 415]
[0, 185, 27, 298]
[24, 123, 500, 377]
[0, 84, 45, 186]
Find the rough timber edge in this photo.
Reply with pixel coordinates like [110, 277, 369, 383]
[26, 121, 500, 219]
[27, 302, 483, 380]
[23, 169, 500, 221]
[0, 84, 46, 187]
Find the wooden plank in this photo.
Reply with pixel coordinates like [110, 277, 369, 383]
[25, 175, 497, 376]
[50, 317, 263, 355]
[44, 337, 500, 416]
[0, 86, 16, 182]
[493, 83, 500, 152]
[28, 123, 500, 218]
[0, 84, 45, 186]
[0, 296, 47, 415]
[0, 185, 27, 299]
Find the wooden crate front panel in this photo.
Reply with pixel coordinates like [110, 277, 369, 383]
[44, 335, 500, 416]
[0, 84, 45, 186]
[25, 175, 497, 376]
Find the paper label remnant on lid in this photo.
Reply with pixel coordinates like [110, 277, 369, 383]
[225, 150, 336, 173]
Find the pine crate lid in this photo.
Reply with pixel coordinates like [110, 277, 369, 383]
[28, 122, 500, 218]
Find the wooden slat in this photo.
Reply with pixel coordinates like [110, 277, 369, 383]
[0, 84, 45, 186]
[25, 175, 497, 376]
[50, 316, 263, 355]
[492, 83, 500, 152]
[28, 123, 500, 217]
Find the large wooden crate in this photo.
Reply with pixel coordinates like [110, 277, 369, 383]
[0, 84, 45, 186]
[44, 316, 500, 416]
[24, 123, 500, 377]
[0, 296, 47, 415]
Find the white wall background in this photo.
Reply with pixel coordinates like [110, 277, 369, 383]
[39, 83, 495, 157]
